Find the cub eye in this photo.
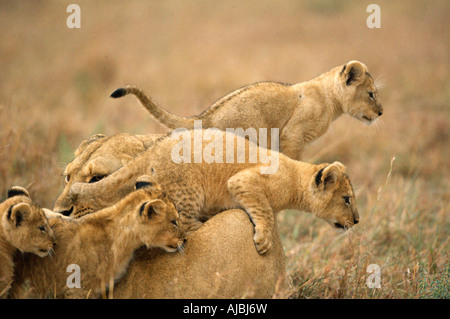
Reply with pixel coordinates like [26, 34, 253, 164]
[65, 175, 70, 184]
[343, 196, 351, 205]
[171, 220, 178, 227]
[39, 226, 46, 232]
[89, 175, 105, 183]
[368, 92, 374, 99]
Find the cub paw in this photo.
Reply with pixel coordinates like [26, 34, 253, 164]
[253, 227, 272, 255]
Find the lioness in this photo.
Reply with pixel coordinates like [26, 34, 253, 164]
[56, 132, 164, 216]
[111, 60, 382, 160]
[0, 187, 56, 297]
[10, 183, 185, 299]
[57, 130, 359, 254]
[54, 133, 286, 298]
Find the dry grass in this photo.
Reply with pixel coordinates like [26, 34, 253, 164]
[0, 0, 448, 299]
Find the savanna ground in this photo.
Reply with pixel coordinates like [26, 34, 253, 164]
[0, 1, 448, 299]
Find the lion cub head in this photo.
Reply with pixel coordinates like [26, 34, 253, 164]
[338, 60, 383, 124]
[127, 175, 185, 252]
[308, 162, 359, 231]
[1, 187, 56, 257]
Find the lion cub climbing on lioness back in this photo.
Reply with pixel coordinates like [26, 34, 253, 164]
[65, 130, 359, 255]
[10, 182, 185, 299]
[111, 60, 383, 160]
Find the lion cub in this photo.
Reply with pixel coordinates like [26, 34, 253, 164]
[66, 130, 359, 255]
[111, 60, 383, 160]
[10, 182, 184, 299]
[0, 187, 56, 297]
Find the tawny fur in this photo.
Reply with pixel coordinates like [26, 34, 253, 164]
[61, 130, 360, 254]
[113, 209, 286, 298]
[112, 60, 383, 160]
[10, 186, 184, 299]
[55, 132, 164, 217]
[54, 133, 287, 297]
[0, 187, 56, 298]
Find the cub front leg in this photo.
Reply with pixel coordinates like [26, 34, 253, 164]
[179, 209, 204, 235]
[279, 135, 304, 161]
[173, 194, 205, 235]
[43, 208, 73, 221]
[279, 123, 305, 161]
[167, 185, 206, 235]
[227, 171, 274, 255]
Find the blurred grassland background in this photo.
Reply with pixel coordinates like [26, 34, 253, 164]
[0, 0, 448, 298]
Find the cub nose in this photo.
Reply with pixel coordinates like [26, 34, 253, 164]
[353, 218, 359, 225]
[377, 104, 383, 116]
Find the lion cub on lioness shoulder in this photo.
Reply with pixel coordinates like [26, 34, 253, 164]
[10, 182, 184, 299]
[0, 187, 57, 297]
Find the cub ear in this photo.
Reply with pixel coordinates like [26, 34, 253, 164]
[74, 134, 107, 156]
[341, 61, 367, 86]
[331, 161, 346, 173]
[315, 162, 344, 190]
[42, 208, 72, 221]
[7, 203, 32, 227]
[135, 175, 161, 191]
[139, 199, 166, 219]
[7, 186, 30, 199]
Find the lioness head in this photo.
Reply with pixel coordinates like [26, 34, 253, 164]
[1, 187, 56, 257]
[308, 162, 359, 231]
[54, 133, 163, 216]
[338, 60, 383, 124]
[115, 176, 185, 252]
